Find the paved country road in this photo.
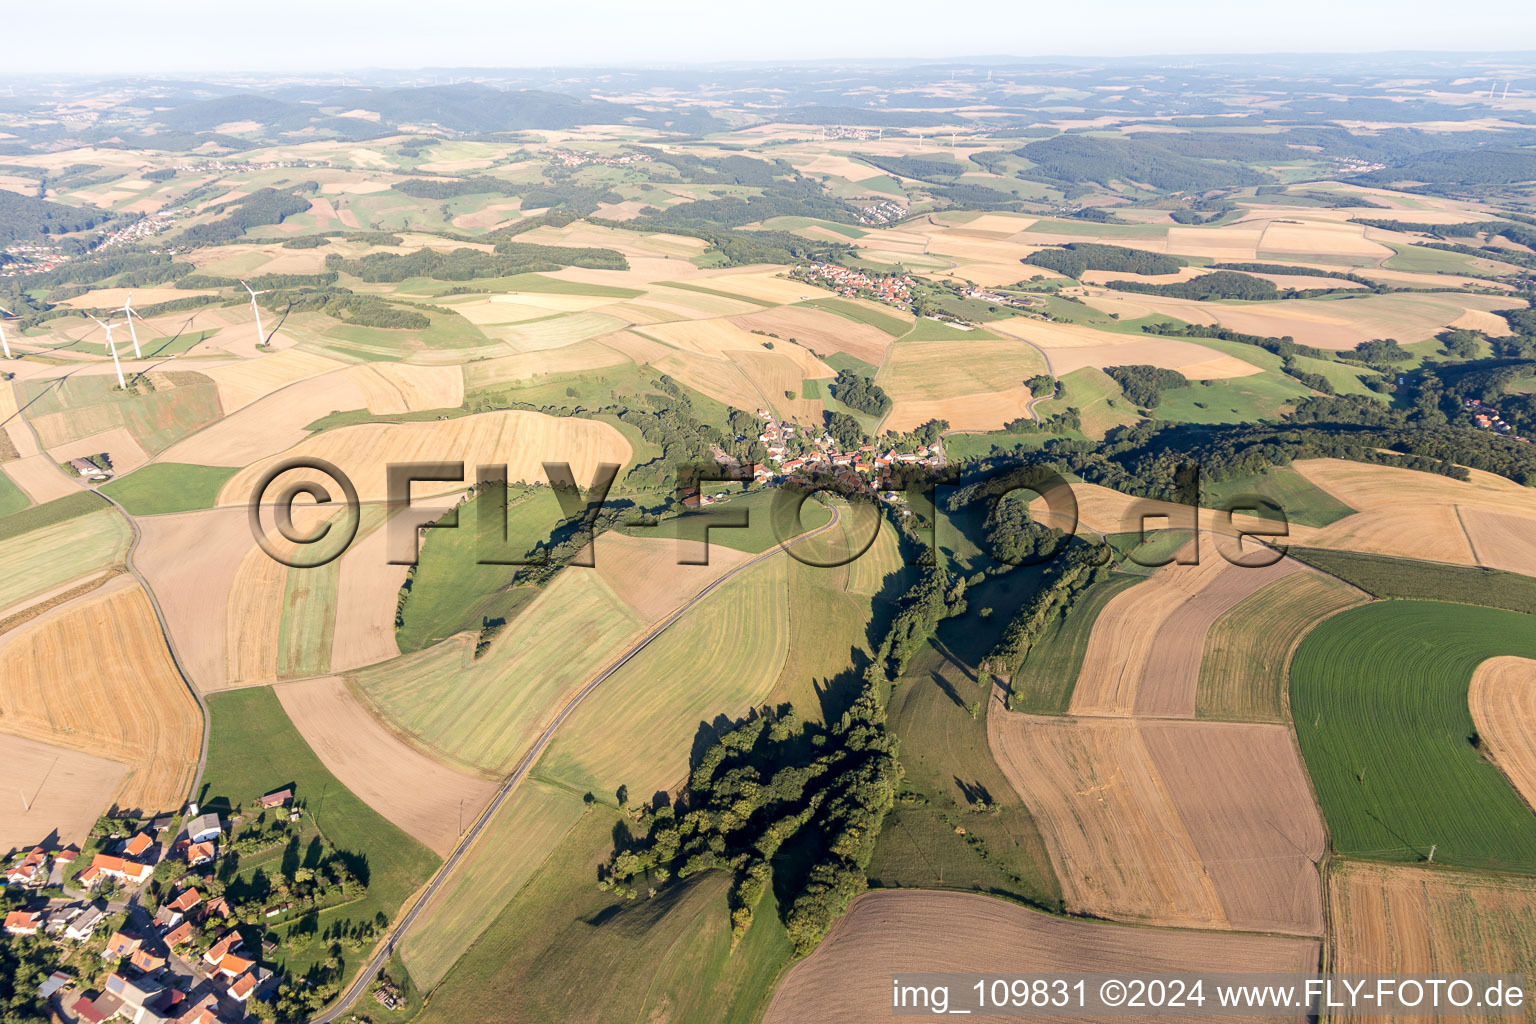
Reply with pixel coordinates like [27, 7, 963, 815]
[311, 501, 844, 1023]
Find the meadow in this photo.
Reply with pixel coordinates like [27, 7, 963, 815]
[200, 687, 441, 980]
[418, 811, 795, 1024]
[100, 462, 240, 515]
[1290, 601, 1536, 871]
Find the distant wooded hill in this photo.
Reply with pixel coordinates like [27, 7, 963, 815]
[0, 188, 110, 243]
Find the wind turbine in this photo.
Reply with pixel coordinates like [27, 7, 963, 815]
[86, 313, 127, 389]
[0, 304, 16, 359]
[239, 280, 272, 348]
[120, 293, 144, 358]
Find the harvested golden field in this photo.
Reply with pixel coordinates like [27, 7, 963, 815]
[329, 505, 437, 674]
[884, 385, 1036, 433]
[1198, 570, 1368, 722]
[1027, 479, 1275, 544]
[49, 426, 150, 477]
[1292, 458, 1536, 567]
[0, 578, 200, 815]
[637, 316, 787, 357]
[343, 362, 463, 414]
[57, 286, 220, 309]
[219, 410, 632, 504]
[4, 454, 80, 504]
[1329, 860, 1536, 1023]
[158, 370, 369, 467]
[765, 890, 1319, 1024]
[274, 676, 497, 856]
[992, 317, 1264, 378]
[1095, 293, 1512, 351]
[592, 532, 752, 622]
[224, 541, 290, 688]
[1258, 220, 1394, 259]
[133, 507, 251, 690]
[1166, 225, 1265, 259]
[201, 348, 348, 412]
[699, 269, 827, 305]
[989, 709, 1325, 934]
[728, 305, 895, 365]
[650, 350, 762, 411]
[880, 338, 1048, 402]
[1138, 721, 1325, 936]
[0, 732, 127, 856]
[731, 349, 829, 422]
[1460, 508, 1536, 578]
[989, 710, 1224, 929]
[461, 339, 630, 390]
[1070, 553, 1309, 718]
[1468, 657, 1536, 811]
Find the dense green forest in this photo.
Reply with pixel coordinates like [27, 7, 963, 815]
[1022, 242, 1184, 279]
[1104, 365, 1191, 407]
[324, 243, 626, 281]
[0, 187, 111, 243]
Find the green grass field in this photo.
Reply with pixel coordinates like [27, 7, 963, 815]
[277, 558, 340, 678]
[22, 373, 223, 454]
[0, 507, 129, 611]
[1196, 570, 1364, 722]
[1290, 601, 1536, 871]
[868, 568, 1062, 908]
[1290, 547, 1536, 613]
[355, 570, 644, 774]
[0, 470, 28, 517]
[1032, 367, 1141, 439]
[1154, 370, 1310, 425]
[0, 490, 110, 542]
[417, 810, 794, 1024]
[399, 780, 587, 991]
[200, 688, 440, 982]
[1005, 573, 1145, 713]
[395, 486, 566, 652]
[624, 489, 832, 555]
[100, 463, 239, 515]
[1199, 463, 1357, 529]
[903, 318, 1001, 342]
[536, 554, 791, 802]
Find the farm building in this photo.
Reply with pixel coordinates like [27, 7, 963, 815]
[257, 787, 293, 808]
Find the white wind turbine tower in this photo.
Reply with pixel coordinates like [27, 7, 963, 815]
[86, 313, 127, 389]
[120, 292, 144, 358]
[239, 279, 272, 347]
[0, 304, 16, 359]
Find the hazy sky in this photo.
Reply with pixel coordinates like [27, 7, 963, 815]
[7, 0, 1536, 75]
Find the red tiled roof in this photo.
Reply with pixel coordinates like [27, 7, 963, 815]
[217, 953, 254, 977]
[164, 922, 193, 947]
[228, 971, 257, 999]
[74, 996, 108, 1023]
[123, 833, 153, 857]
[3, 910, 41, 933]
[168, 888, 202, 912]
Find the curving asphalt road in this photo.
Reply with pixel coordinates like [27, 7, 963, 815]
[310, 502, 844, 1023]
